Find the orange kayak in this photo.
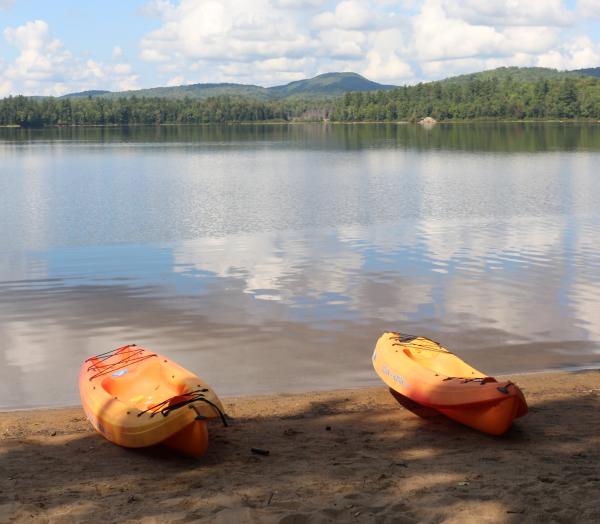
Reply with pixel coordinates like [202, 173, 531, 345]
[79, 344, 226, 456]
[373, 333, 527, 435]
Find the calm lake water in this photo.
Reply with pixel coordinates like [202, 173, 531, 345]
[1, 123, 600, 409]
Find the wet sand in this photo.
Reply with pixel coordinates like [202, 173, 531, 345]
[1, 370, 600, 523]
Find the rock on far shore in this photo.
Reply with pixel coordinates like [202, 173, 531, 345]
[418, 116, 437, 125]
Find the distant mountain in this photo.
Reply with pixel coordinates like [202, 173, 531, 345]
[571, 67, 600, 78]
[60, 90, 111, 99]
[60, 72, 396, 101]
[5, 65, 600, 126]
[101, 83, 270, 100]
[267, 72, 396, 98]
[20, 67, 600, 103]
[438, 66, 600, 85]
[440, 67, 569, 84]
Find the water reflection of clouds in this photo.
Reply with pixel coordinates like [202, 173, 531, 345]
[569, 221, 600, 341]
[171, 226, 426, 326]
[2, 213, 600, 408]
[0, 151, 52, 251]
[4, 143, 599, 252]
[168, 215, 600, 347]
[3, 126, 600, 407]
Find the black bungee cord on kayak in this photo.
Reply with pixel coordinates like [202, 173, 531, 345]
[391, 333, 500, 383]
[389, 333, 455, 354]
[137, 389, 229, 426]
[190, 398, 229, 427]
[86, 344, 157, 380]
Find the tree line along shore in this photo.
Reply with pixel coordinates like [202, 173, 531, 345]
[1, 76, 600, 127]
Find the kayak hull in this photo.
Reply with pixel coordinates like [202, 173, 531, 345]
[79, 345, 225, 456]
[373, 332, 527, 435]
[436, 394, 525, 435]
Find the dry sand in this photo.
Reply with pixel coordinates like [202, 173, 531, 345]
[1, 370, 600, 523]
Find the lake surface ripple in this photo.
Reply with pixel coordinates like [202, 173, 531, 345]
[1, 123, 600, 408]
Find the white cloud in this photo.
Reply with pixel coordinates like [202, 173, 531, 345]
[139, 0, 176, 17]
[113, 63, 132, 74]
[135, 0, 597, 87]
[502, 27, 561, 55]
[272, 0, 324, 8]
[158, 63, 179, 73]
[0, 0, 14, 9]
[4, 19, 53, 52]
[357, 26, 414, 81]
[218, 56, 310, 82]
[254, 57, 308, 72]
[312, 1, 374, 30]
[166, 74, 185, 86]
[0, 79, 11, 98]
[1, 20, 140, 96]
[442, 0, 575, 27]
[2, 20, 72, 96]
[140, 48, 170, 62]
[3, 1, 597, 95]
[407, 0, 594, 80]
[316, 29, 367, 59]
[363, 50, 413, 82]
[536, 36, 600, 70]
[217, 61, 308, 84]
[140, 0, 316, 65]
[577, 0, 600, 17]
[138, 0, 321, 84]
[412, 2, 505, 62]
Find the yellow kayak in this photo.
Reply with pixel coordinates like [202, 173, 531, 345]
[79, 344, 226, 456]
[373, 332, 528, 435]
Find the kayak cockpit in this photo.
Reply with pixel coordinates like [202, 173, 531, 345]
[393, 335, 485, 378]
[100, 359, 185, 411]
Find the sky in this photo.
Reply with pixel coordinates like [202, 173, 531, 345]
[1, 0, 600, 96]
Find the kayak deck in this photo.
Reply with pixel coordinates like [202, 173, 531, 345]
[373, 332, 528, 435]
[80, 345, 226, 456]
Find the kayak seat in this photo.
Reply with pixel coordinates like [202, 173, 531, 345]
[100, 359, 184, 410]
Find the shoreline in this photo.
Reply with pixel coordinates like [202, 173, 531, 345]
[2, 369, 599, 523]
[2, 119, 600, 130]
[3, 366, 599, 414]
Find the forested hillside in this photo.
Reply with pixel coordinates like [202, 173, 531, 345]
[572, 67, 600, 78]
[427, 66, 600, 84]
[1, 73, 599, 127]
[0, 95, 329, 126]
[331, 76, 600, 121]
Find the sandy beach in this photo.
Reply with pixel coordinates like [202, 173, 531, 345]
[1, 370, 599, 523]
